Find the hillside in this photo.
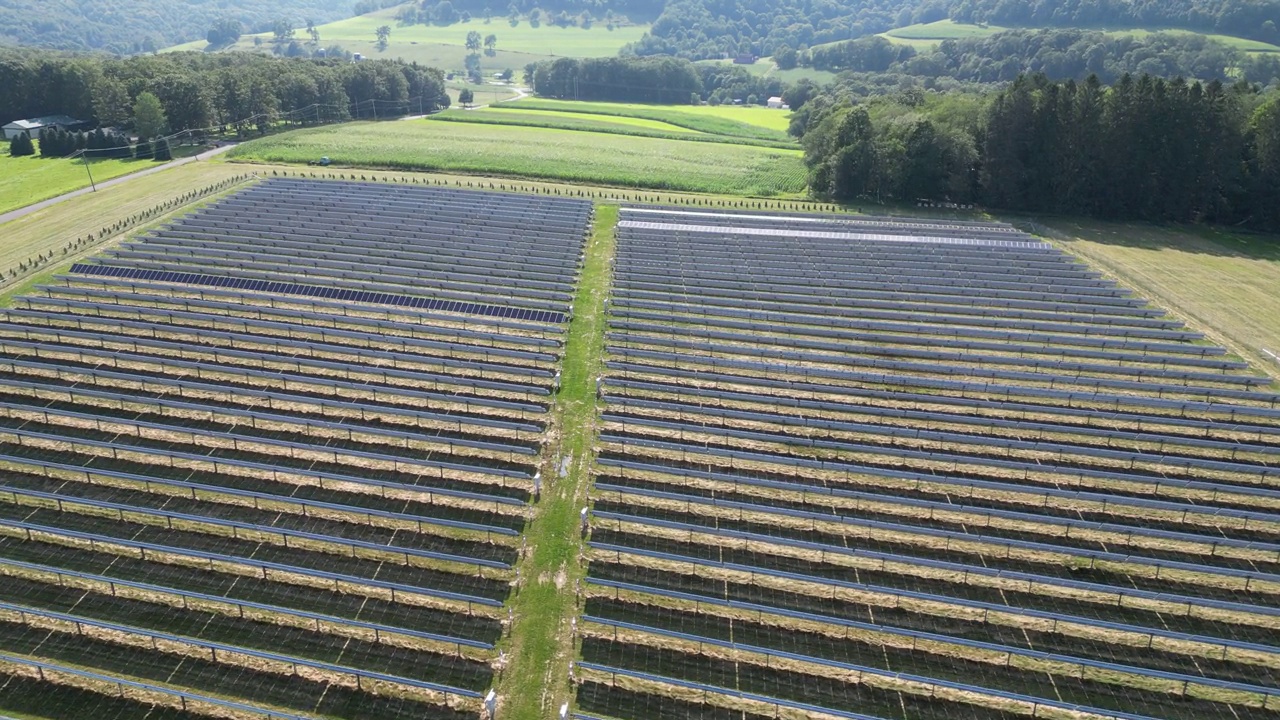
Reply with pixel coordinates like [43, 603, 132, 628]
[627, 0, 1280, 59]
[0, 0, 357, 54]
[878, 19, 1280, 54]
[163, 6, 647, 77]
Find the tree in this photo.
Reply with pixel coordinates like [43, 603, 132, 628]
[774, 45, 798, 70]
[432, 1, 458, 24]
[132, 91, 168, 140]
[9, 131, 35, 157]
[484, 34, 497, 56]
[272, 20, 295, 47]
[153, 136, 172, 161]
[376, 25, 391, 51]
[134, 138, 153, 159]
[459, 88, 474, 106]
[466, 30, 483, 54]
[207, 18, 242, 47]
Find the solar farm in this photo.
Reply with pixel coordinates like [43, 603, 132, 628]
[575, 208, 1280, 720]
[0, 178, 591, 719]
[0, 178, 1278, 720]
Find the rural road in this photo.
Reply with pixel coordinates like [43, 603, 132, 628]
[0, 143, 238, 226]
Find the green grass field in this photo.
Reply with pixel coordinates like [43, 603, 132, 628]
[164, 9, 648, 73]
[878, 19, 1280, 54]
[228, 120, 807, 195]
[496, 98, 793, 141]
[0, 154, 177, 216]
[1040, 219, 1280, 379]
[695, 57, 840, 84]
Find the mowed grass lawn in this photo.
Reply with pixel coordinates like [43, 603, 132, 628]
[1047, 219, 1280, 379]
[0, 154, 172, 216]
[228, 120, 807, 195]
[166, 12, 648, 72]
[497, 98, 794, 141]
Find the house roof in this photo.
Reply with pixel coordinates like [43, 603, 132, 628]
[2, 115, 83, 130]
[767, 96, 783, 102]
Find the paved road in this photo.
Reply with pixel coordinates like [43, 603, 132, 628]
[0, 143, 238, 226]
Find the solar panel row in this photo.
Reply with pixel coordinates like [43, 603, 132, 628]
[69, 263, 568, 324]
[0, 180, 591, 719]
[577, 205, 1280, 720]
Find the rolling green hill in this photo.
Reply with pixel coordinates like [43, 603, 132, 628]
[163, 7, 648, 76]
[0, 0, 356, 53]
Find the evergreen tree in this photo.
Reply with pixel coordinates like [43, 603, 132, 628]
[10, 134, 36, 158]
[153, 137, 172, 161]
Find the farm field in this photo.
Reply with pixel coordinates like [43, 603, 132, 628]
[163, 10, 648, 74]
[1046, 219, 1280, 381]
[227, 121, 808, 196]
[0, 178, 593, 719]
[499, 98, 794, 141]
[430, 107, 800, 149]
[575, 206, 1280, 720]
[0, 154, 179, 217]
[695, 57, 841, 84]
[451, 107, 702, 134]
[879, 18, 1280, 53]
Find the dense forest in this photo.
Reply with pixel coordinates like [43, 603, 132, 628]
[621, 0, 1280, 60]
[808, 30, 1280, 84]
[0, 0, 358, 53]
[950, 0, 1280, 45]
[799, 73, 1280, 231]
[0, 49, 448, 134]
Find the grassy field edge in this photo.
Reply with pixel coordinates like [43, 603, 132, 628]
[494, 204, 616, 719]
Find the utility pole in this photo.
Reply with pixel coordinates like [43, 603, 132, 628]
[80, 151, 97, 192]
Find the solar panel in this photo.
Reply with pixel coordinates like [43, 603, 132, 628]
[68, 264, 568, 325]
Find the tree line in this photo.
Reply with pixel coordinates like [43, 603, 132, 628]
[800, 73, 1280, 231]
[806, 30, 1280, 86]
[528, 55, 793, 104]
[0, 49, 450, 136]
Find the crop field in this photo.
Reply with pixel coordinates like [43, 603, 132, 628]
[573, 207, 1280, 720]
[228, 121, 808, 196]
[0, 154, 173, 217]
[447, 107, 703, 134]
[431, 108, 801, 150]
[0, 178, 593, 718]
[495, 98, 794, 141]
[164, 10, 648, 73]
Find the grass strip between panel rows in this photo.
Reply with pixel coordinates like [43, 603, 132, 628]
[495, 204, 617, 719]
